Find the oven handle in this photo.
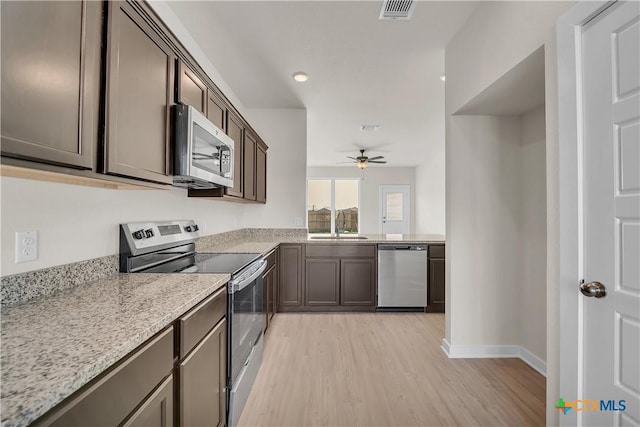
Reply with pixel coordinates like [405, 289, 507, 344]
[230, 260, 267, 293]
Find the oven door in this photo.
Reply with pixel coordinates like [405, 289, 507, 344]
[228, 261, 266, 385]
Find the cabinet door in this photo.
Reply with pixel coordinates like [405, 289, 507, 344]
[341, 259, 375, 306]
[104, 1, 174, 184]
[122, 375, 173, 427]
[0, 0, 101, 169]
[428, 258, 445, 312]
[226, 114, 244, 198]
[256, 144, 267, 203]
[207, 91, 226, 132]
[279, 245, 303, 306]
[179, 319, 226, 427]
[243, 131, 257, 201]
[176, 61, 207, 114]
[305, 259, 340, 306]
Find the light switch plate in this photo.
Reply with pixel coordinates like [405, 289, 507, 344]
[15, 230, 38, 263]
[294, 217, 304, 227]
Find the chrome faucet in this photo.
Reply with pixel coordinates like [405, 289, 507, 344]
[335, 211, 347, 236]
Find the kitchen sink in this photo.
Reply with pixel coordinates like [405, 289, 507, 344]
[309, 236, 369, 240]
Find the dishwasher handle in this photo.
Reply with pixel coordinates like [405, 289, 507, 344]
[378, 244, 427, 251]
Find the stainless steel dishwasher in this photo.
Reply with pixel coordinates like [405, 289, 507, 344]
[377, 244, 428, 309]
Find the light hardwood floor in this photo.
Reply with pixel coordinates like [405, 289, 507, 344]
[238, 313, 545, 427]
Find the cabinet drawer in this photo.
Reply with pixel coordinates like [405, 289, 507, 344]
[39, 327, 174, 427]
[428, 244, 445, 258]
[179, 287, 227, 359]
[265, 248, 277, 271]
[305, 244, 375, 258]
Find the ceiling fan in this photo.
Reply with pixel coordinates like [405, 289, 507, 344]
[340, 149, 387, 169]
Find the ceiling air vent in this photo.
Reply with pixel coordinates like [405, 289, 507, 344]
[379, 0, 416, 20]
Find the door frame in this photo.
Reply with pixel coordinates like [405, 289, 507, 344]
[557, 2, 618, 425]
[379, 184, 411, 234]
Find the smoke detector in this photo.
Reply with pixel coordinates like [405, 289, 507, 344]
[360, 124, 381, 131]
[379, 0, 416, 20]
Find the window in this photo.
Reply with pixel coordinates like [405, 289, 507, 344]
[307, 179, 360, 234]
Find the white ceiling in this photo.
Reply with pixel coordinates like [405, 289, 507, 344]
[167, 1, 479, 167]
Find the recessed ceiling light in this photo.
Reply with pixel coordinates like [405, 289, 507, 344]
[292, 72, 308, 82]
[440, 74, 446, 82]
[360, 124, 381, 131]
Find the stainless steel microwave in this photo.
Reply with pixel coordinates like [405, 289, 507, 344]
[173, 104, 234, 188]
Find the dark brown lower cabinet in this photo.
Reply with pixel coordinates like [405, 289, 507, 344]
[122, 375, 173, 427]
[426, 244, 445, 313]
[341, 259, 375, 306]
[33, 287, 229, 427]
[35, 327, 174, 427]
[278, 244, 303, 308]
[287, 244, 376, 312]
[305, 259, 340, 305]
[179, 318, 226, 427]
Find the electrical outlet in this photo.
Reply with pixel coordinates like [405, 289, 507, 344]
[15, 230, 38, 263]
[294, 217, 304, 227]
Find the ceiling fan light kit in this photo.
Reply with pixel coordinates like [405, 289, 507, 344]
[341, 149, 387, 169]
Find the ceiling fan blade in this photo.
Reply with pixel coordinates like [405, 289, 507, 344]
[346, 156, 358, 160]
[368, 160, 387, 164]
[368, 156, 384, 161]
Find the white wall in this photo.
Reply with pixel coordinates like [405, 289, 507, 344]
[519, 106, 547, 361]
[444, 3, 572, 425]
[243, 108, 307, 228]
[0, 3, 307, 277]
[307, 167, 415, 234]
[0, 179, 244, 276]
[414, 148, 445, 235]
[447, 115, 523, 346]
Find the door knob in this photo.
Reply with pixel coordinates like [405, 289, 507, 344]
[580, 281, 607, 298]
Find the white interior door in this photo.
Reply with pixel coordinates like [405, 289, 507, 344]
[581, 2, 640, 425]
[380, 185, 410, 234]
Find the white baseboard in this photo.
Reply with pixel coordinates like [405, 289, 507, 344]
[441, 338, 451, 355]
[518, 346, 547, 376]
[441, 340, 546, 377]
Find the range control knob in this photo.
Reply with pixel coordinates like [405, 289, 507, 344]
[132, 229, 145, 240]
[193, 224, 199, 232]
[145, 229, 154, 238]
[184, 225, 193, 232]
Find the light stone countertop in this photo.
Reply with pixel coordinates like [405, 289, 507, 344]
[0, 272, 229, 427]
[196, 234, 446, 255]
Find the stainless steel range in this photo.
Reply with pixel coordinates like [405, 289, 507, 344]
[119, 220, 265, 427]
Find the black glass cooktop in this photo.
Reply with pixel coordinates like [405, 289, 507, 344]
[143, 252, 261, 275]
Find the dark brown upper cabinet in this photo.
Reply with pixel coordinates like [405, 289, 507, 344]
[226, 113, 244, 198]
[207, 91, 226, 132]
[256, 143, 267, 203]
[0, 0, 101, 170]
[243, 130, 257, 201]
[176, 61, 207, 115]
[103, 1, 175, 184]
